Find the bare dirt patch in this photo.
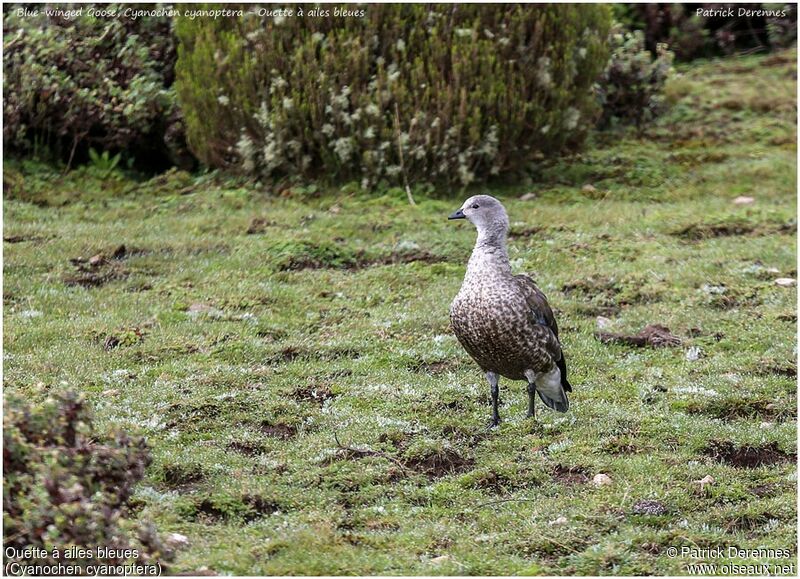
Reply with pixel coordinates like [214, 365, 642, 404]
[260, 422, 297, 439]
[63, 244, 145, 288]
[266, 346, 361, 364]
[274, 241, 445, 272]
[161, 462, 206, 488]
[361, 250, 445, 268]
[246, 217, 278, 234]
[242, 494, 280, 521]
[193, 498, 229, 524]
[595, 324, 682, 348]
[552, 464, 590, 485]
[403, 448, 474, 479]
[759, 360, 797, 378]
[64, 263, 127, 288]
[4, 234, 50, 244]
[291, 382, 336, 405]
[673, 220, 795, 241]
[685, 398, 795, 422]
[703, 441, 795, 468]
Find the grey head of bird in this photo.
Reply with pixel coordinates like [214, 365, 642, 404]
[448, 194, 510, 244]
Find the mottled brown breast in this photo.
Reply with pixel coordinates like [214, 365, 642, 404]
[450, 276, 559, 381]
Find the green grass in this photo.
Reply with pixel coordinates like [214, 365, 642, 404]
[4, 49, 797, 575]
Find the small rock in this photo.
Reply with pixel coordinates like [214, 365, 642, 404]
[733, 196, 755, 205]
[167, 532, 190, 548]
[582, 184, 597, 193]
[20, 309, 43, 319]
[596, 316, 613, 330]
[550, 515, 568, 526]
[429, 555, 451, 564]
[102, 389, 120, 397]
[692, 475, 715, 492]
[685, 346, 702, 361]
[520, 192, 538, 201]
[632, 499, 667, 516]
[89, 254, 104, 267]
[592, 473, 613, 487]
[329, 204, 341, 214]
[775, 278, 796, 287]
[766, 267, 780, 274]
[760, 421, 774, 429]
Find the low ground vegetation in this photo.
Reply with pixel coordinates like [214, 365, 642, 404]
[3, 49, 797, 574]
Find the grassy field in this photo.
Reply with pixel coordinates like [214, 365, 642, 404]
[3, 49, 797, 575]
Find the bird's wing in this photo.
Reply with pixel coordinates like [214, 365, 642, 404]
[515, 274, 572, 392]
[514, 274, 560, 339]
[515, 273, 562, 361]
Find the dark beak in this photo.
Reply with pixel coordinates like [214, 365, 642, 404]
[448, 208, 465, 220]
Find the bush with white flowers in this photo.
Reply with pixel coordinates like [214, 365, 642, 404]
[176, 5, 612, 188]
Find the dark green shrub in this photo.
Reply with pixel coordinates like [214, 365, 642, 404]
[614, 3, 797, 61]
[766, 3, 798, 48]
[596, 27, 674, 128]
[2, 4, 190, 170]
[3, 392, 172, 570]
[175, 4, 611, 188]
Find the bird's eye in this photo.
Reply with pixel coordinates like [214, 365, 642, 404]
[471, 204, 479, 209]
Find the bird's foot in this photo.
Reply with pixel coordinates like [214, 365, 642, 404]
[486, 417, 501, 430]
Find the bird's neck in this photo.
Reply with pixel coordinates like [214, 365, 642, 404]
[466, 228, 511, 279]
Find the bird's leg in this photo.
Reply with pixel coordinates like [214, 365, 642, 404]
[524, 369, 537, 419]
[486, 371, 500, 427]
[526, 382, 536, 419]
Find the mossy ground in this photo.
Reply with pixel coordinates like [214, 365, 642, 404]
[3, 50, 797, 575]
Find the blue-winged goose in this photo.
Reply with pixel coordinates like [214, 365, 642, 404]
[448, 195, 572, 426]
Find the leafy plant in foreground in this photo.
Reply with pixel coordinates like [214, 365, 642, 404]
[3, 392, 172, 569]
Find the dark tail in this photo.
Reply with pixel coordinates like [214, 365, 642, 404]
[557, 354, 572, 392]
